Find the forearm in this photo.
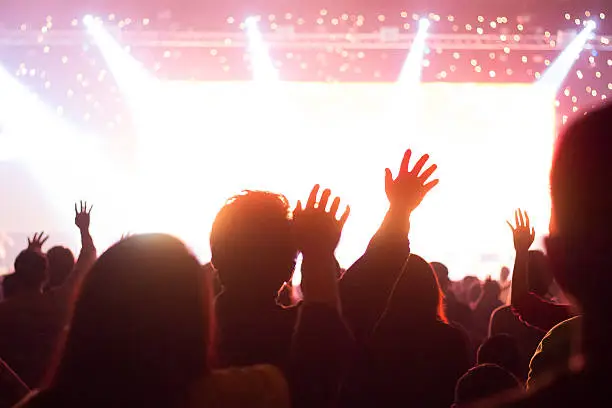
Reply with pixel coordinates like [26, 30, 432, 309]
[510, 249, 529, 310]
[74, 227, 97, 277]
[368, 207, 411, 249]
[301, 252, 340, 310]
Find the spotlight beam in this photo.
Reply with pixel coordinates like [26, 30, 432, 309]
[537, 20, 597, 92]
[0, 64, 120, 241]
[245, 17, 279, 82]
[398, 18, 431, 84]
[83, 15, 161, 109]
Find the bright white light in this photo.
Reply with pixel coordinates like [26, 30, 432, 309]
[245, 16, 259, 28]
[119, 81, 554, 279]
[82, 14, 94, 25]
[0, 64, 120, 249]
[84, 13, 163, 165]
[537, 22, 596, 91]
[398, 17, 431, 84]
[244, 16, 279, 82]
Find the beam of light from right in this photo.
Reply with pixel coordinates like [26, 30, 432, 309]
[384, 18, 431, 156]
[398, 18, 431, 85]
[537, 20, 597, 92]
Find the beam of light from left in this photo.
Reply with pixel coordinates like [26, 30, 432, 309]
[537, 20, 597, 92]
[84, 14, 165, 141]
[83, 15, 160, 102]
[0, 64, 124, 250]
[84, 14, 174, 234]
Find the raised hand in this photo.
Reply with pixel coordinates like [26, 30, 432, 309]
[385, 149, 439, 213]
[507, 209, 535, 253]
[27, 232, 49, 251]
[75, 201, 93, 231]
[293, 184, 350, 257]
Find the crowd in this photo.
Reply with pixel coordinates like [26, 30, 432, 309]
[0, 100, 610, 408]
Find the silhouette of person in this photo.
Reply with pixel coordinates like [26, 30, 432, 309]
[453, 364, 523, 408]
[340, 253, 471, 408]
[483, 103, 612, 407]
[16, 234, 291, 408]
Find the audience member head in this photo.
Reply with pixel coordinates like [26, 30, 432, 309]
[13, 249, 48, 294]
[500, 266, 510, 283]
[431, 262, 450, 293]
[385, 254, 446, 324]
[467, 280, 482, 304]
[453, 364, 522, 407]
[46, 246, 75, 290]
[480, 278, 502, 301]
[210, 191, 297, 298]
[51, 234, 210, 406]
[527, 250, 553, 297]
[547, 102, 612, 312]
[477, 334, 522, 380]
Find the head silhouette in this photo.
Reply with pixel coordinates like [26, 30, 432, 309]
[546, 103, 612, 312]
[477, 334, 521, 379]
[385, 254, 446, 324]
[430, 262, 450, 293]
[480, 278, 501, 301]
[453, 364, 522, 407]
[46, 246, 75, 290]
[12, 249, 48, 294]
[51, 234, 210, 406]
[210, 191, 297, 298]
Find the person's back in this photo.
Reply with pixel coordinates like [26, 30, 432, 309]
[340, 254, 471, 408]
[363, 316, 470, 408]
[17, 234, 291, 408]
[527, 316, 581, 390]
[0, 288, 69, 389]
[0, 247, 70, 388]
[489, 306, 544, 380]
[214, 291, 298, 368]
[454, 364, 523, 408]
[210, 191, 299, 370]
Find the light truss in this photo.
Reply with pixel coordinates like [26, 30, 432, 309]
[0, 29, 610, 51]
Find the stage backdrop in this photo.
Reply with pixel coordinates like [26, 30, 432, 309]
[0, 82, 556, 279]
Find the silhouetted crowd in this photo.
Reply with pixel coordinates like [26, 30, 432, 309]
[0, 102, 610, 408]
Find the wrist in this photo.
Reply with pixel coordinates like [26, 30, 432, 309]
[385, 207, 412, 234]
[515, 247, 530, 256]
